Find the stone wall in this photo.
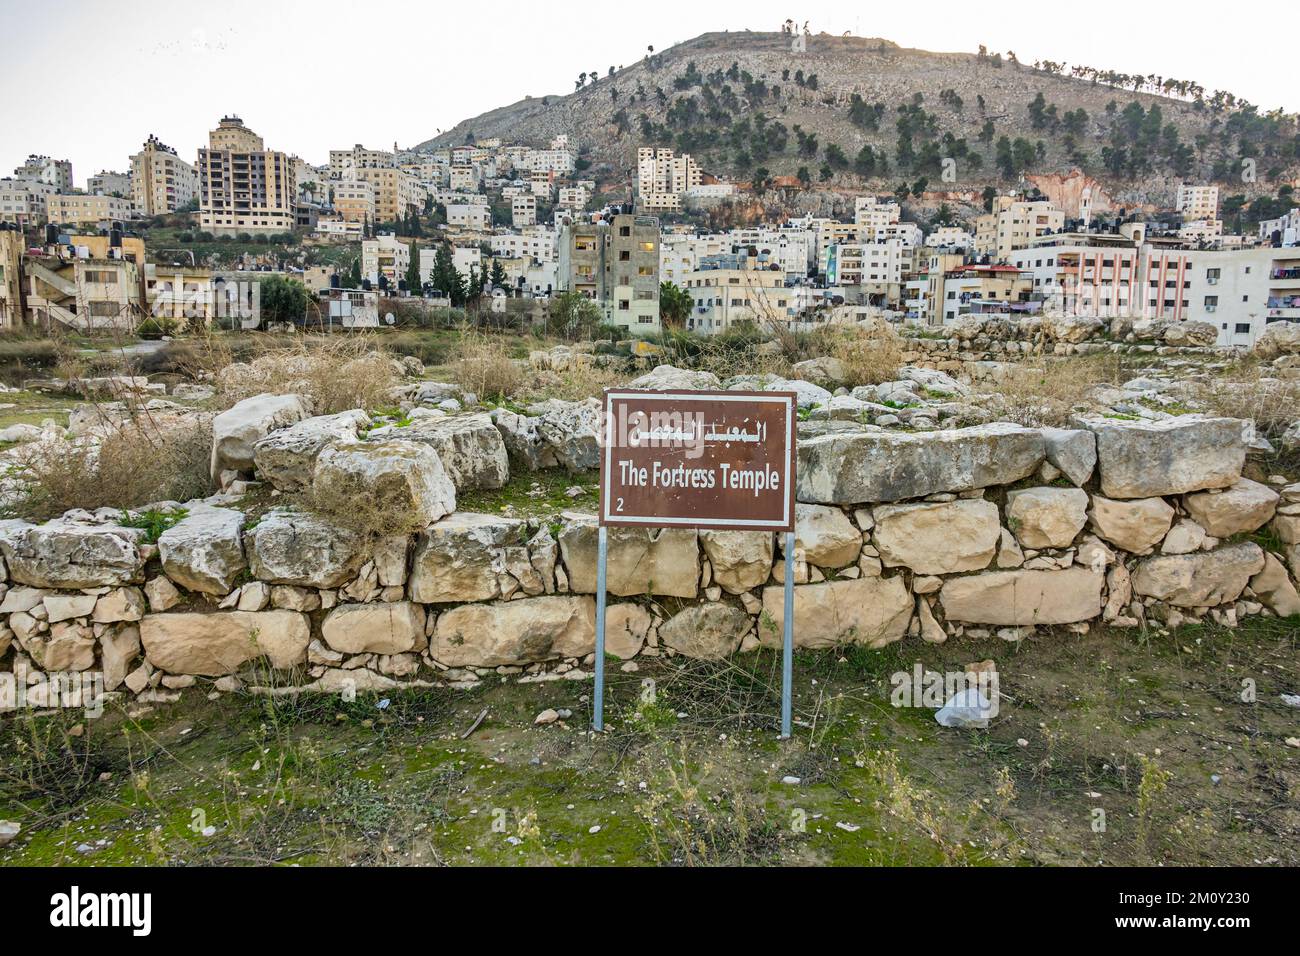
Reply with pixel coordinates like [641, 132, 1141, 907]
[3, 408, 1298, 711]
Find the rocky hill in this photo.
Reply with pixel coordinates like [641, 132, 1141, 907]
[418, 31, 1298, 211]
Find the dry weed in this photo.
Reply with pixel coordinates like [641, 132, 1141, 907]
[974, 354, 1125, 427]
[216, 336, 398, 414]
[450, 330, 523, 403]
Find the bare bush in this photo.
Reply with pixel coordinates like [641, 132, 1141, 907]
[809, 322, 903, 387]
[7, 412, 213, 521]
[450, 330, 523, 403]
[216, 336, 398, 414]
[973, 354, 1126, 427]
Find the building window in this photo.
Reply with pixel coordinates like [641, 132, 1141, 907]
[1235, 323, 1251, 334]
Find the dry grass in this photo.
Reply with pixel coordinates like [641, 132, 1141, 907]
[973, 354, 1126, 427]
[6, 411, 212, 521]
[807, 322, 903, 387]
[1192, 357, 1300, 440]
[216, 336, 398, 415]
[303, 462, 432, 539]
[450, 330, 524, 403]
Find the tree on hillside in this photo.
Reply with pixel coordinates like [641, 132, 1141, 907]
[405, 246, 423, 295]
[489, 258, 508, 290]
[658, 281, 692, 328]
[259, 275, 308, 325]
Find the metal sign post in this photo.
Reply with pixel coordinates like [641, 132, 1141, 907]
[592, 388, 798, 736]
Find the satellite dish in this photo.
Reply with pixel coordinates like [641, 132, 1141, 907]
[384, 312, 396, 325]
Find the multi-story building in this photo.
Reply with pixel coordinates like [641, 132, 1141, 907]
[492, 227, 556, 263]
[681, 264, 794, 334]
[361, 234, 409, 288]
[926, 226, 975, 250]
[46, 193, 136, 227]
[932, 263, 1038, 324]
[826, 240, 908, 306]
[197, 116, 297, 235]
[88, 170, 132, 197]
[1259, 208, 1299, 247]
[558, 213, 661, 332]
[853, 196, 901, 237]
[1176, 183, 1220, 220]
[0, 178, 56, 224]
[331, 179, 376, 224]
[812, 221, 859, 275]
[329, 144, 394, 179]
[131, 135, 198, 216]
[449, 164, 480, 192]
[25, 233, 146, 332]
[636, 147, 700, 211]
[557, 185, 588, 210]
[974, 196, 1065, 261]
[447, 203, 491, 231]
[13, 155, 73, 191]
[144, 263, 217, 328]
[1011, 229, 1145, 320]
[512, 194, 537, 228]
[354, 166, 422, 225]
[0, 224, 24, 329]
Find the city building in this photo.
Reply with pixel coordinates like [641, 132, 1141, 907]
[636, 147, 700, 211]
[46, 193, 136, 227]
[1176, 184, 1220, 220]
[558, 213, 661, 332]
[512, 194, 537, 228]
[88, 170, 132, 197]
[682, 264, 794, 334]
[974, 196, 1065, 261]
[13, 155, 73, 191]
[197, 116, 297, 235]
[329, 145, 394, 179]
[354, 167, 423, 225]
[361, 234, 410, 288]
[0, 225, 24, 329]
[131, 135, 198, 216]
[25, 232, 146, 332]
[0, 177, 56, 224]
[331, 179, 377, 224]
[447, 203, 491, 231]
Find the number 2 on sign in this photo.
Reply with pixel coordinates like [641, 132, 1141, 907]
[616, 497, 624, 512]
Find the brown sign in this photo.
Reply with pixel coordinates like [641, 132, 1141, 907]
[599, 389, 797, 532]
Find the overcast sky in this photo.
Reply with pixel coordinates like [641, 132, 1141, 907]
[1, 0, 1294, 187]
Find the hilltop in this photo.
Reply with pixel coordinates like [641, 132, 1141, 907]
[418, 31, 1298, 210]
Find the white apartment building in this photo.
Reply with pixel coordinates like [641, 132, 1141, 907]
[523, 148, 575, 175]
[558, 185, 588, 209]
[1179, 219, 1224, 245]
[13, 155, 73, 191]
[512, 194, 537, 228]
[681, 266, 795, 334]
[974, 197, 1066, 261]
[813, 221, 859, 275]
[88, 170, 132, 197]
[449, 165, 480, 191]
[362, 234, 409, 287]
[491, 229, 556, 263]
[331, 179, 376, 223]
[926, 226, 975, 249]
[853, 196, 901, 236]
[827, 240, 907, 288]
[131, 135, 198, 217]
[453, 245, 482, 280]
[636, 147, 700, 210]
[659, 233, 730, 286]
[1010, 235, 1143, 320]
[729, 228, 814, 279]
[1176, 184, 1220, 220]
[1259, 208, 1300, 247]
[447, 203, 491, 230]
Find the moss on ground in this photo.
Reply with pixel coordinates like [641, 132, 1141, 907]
[1, 614, 1297, 867]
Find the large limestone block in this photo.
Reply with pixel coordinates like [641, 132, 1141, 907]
[939, 566, 1104, 625]
[1249, 552, 1300, 617]
[491, 408, 559, 471]
[247, 511, 364, 588]
[533, 399, 601, 471]
[408, 512, 527, 604]
[1079, 415, 1246, 498]
[157, 506, 247, 594]
[1087, 495, 1175, 554]
[1006, 487, 1089, 549]
[1183, 478, 1279, 538]
[401, 413, 509, 491]
[558, 514, 699, 597]
[604, 603, 652, 658]
[313, 440, 456, 528]
[320, 602, 426, 655]
[211, 393, 310, 476]
[1041, 428, 1097, 487]
[873, 499, 1001, 574]
[658, 604, 752, 659]
[759, 576, 912, 649]
[627, 365, 722, 390]
[430, 595, 596, 667]
[251, 409, 368, 492]
[139, 610, 310, 676]
[0, 521, 145, 589]
[1131, 542, 1265, 607]
[796, 423, 1045, 504]
[782, 503, 860, 568]
[699, 530, 774, 594]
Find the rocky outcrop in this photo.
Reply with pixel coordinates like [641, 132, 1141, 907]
[559, 515, 699, 597]
[246, 511, 364, 589]
[0, 521, 145, 589]
[313, 440, 456, 529]
[211, 393, 310, 476]
[251, 409, 368, 492]
[400, 413, 510, 491]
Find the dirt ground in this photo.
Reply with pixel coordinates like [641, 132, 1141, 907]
[2, 612, 1296, 867]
